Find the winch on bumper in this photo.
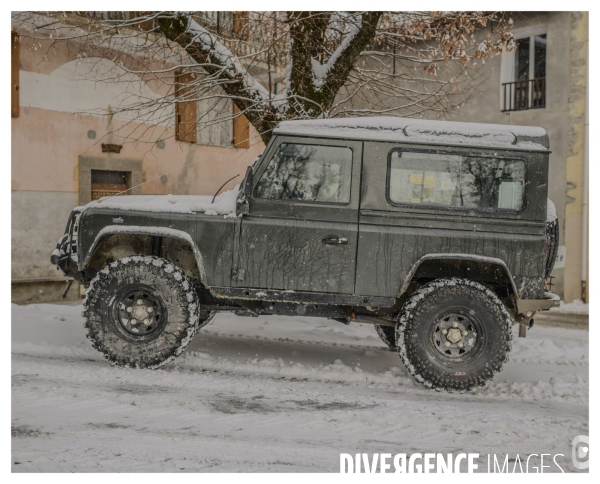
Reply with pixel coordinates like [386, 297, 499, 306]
[50, 210, 83, 282]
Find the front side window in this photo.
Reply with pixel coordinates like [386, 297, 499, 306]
[388, 150, 526, 211]
[255, 143, 352, 203]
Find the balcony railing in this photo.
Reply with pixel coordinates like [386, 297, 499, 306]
[501, 77, 546, 112]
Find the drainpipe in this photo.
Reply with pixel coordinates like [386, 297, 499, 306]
[581, 33, 589, 302]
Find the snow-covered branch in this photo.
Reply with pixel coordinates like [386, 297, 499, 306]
[311, 16, 362, 88]
[185, 17, 271, 103]
[11, 11, 515, 145]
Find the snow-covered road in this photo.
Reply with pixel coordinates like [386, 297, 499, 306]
[12, 303, 588, 472]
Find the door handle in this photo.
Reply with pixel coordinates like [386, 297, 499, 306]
[322, 235, 348, 245]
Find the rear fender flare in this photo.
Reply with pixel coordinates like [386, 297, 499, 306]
[398, 253, 519, 302]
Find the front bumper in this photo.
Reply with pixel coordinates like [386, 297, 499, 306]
[50, 210, 83, 282]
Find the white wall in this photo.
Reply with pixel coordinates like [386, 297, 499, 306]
[20, 57, 170, 124]
[12, 191, 78, 279]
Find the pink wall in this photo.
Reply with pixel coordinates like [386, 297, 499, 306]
[12, 107, 264, 199]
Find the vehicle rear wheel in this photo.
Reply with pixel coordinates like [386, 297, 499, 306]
[375, 325, 397, 351]
[83, 255, 207, 369]
[396, 278, 513, 392]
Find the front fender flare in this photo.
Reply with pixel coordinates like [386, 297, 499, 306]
[81, 225, 207, 284]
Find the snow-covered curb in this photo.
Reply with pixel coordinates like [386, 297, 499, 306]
[550, 299, 589, 315]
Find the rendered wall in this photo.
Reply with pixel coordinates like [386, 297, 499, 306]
[11, 36, 264, 290]
[444, 12, 584, 301]
[563, 12, 588, 303]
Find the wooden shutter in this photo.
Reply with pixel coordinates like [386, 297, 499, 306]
[11, 32, 19, 118]
[232, 11, 249, 39]
[232, 104, 250, 149]
[131, 11, 155, 31]
[175, 72, 197, 143]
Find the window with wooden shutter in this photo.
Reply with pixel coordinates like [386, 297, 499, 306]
[198, 97, 233, 147]
[232, 104, 250, 149]
[175, 72, 197, 143]
[11, 32, 19, 118]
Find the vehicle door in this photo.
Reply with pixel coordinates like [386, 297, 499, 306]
[236, 136, 362, 294]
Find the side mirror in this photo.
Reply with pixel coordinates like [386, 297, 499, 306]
[244, 166, 253, 197]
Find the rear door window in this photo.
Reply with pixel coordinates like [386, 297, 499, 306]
[388, 150, 526, 211]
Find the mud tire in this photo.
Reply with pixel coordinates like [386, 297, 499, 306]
[375, 325, 397, 351]
[83, 255, 207, 369]
[396, 278, 513, 392]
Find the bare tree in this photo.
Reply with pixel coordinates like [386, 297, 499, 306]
[12, 11, 515, 146]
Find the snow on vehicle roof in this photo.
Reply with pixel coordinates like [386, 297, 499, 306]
[274, 117, 549, 151]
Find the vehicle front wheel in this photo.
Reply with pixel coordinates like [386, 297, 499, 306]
[396, 278, 513, 392]
[83, 256, 207, 369]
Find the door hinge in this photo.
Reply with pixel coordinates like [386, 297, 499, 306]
[231, 268, 245, 281]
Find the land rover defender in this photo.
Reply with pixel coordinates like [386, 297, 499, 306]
[51, 117, 560, 391]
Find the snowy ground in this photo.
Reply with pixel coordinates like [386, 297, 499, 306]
[12, 302, 588, 472]
[550, 299, 589, 314]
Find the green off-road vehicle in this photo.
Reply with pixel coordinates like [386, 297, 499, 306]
[52, 117, 560, 391]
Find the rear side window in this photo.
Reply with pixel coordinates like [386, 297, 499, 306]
[255, 143, 352, 203]
[388, 150, 526, 211]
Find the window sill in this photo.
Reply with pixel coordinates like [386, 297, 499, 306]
[195, 142, 235, 149]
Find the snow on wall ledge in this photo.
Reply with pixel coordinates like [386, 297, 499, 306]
[78, 185, 240, 216]
[274, 117, 549, 151]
